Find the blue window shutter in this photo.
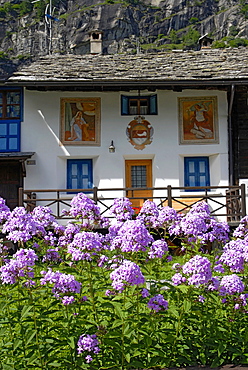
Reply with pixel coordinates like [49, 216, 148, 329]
[67, 159, 93, 193]
[121, 95, 129, 115]
[184, 157, 210, 189]
[149, 94, 157, 115]
[0, 87, 22, 152]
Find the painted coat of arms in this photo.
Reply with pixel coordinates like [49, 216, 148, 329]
[126, 116, 154, 150]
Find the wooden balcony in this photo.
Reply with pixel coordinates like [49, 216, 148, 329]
[18, 184, 246, 226]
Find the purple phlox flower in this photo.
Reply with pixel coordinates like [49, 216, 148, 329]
[67, 231, 104, 261]
[111, 219, 154, 252]
[172, 262, 181, 270]
[141, 288, 150, 298]
[198, 295, 206, 303]
[58, 222, 81, 247]
[31, 206, 56, 228]
[2, 207, 45, 243]
[175, 201, 229, 245]
[77, 334, 100, 358]
[62, 193, 103, 229]
[148, 239, 168, 259]
[43, 231, 57, 246]
[110, 259, 145, 292]
[109, 197, 134, 222]
[219, 239, 248, 272]
[239, 293, 248, 306]
[40, 268, 81, 299]
[85, 355, 93, 363]
[207, 276, 220, 291]
[156, 206, 180, 228]
[0, 197, 10, 224]
[219, 274, 245, 296]
[42, 248, 61, 264]
[0, 248, 38, 284]
[233, 215, 248, 239]
[234, 303, 240, 310]
[147, 294, 168, 312]
[105, 289, 115, 296]
[97, 254, 109, 267]
[168, 214, 184, 237]
[62, 295, 75, 305]
[182, 255, 212, 286]
[213, 263, 225, 273]
[171, 273, 186, 286]
[137, 200, 159, 227]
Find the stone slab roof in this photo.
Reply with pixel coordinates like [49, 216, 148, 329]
[7, 48, 248, 87]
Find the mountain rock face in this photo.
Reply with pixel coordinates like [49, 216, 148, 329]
[0, 0, 247, 68]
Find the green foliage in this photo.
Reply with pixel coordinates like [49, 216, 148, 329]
[182, 27, 200, 49]
[240, 1, 248, 18]
[168, 29, 180, 44]
[189, 16, 199, 24]
[0, 51, 8, 60]
[229, 25, 239, 37]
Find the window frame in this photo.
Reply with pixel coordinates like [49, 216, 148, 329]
[67, 159, 93, 193]
[184, 156, 210, 190]
[0, 87, 23, 152]
[121, 94, 157, 115]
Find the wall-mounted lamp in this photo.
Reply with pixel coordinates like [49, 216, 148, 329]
[109, 140, 115, 153]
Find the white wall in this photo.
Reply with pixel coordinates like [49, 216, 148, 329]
[22, 88, 228, 202]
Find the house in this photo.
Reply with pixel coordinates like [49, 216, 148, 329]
[1, 47, 248, 222]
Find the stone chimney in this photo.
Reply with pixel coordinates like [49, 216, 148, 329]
[89, 30, 103, 54]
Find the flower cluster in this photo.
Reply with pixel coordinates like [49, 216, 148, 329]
[219, 274, 245, 296]
[62, 193, 105, 229]
[67, 231, 104, 261]
[40, 269, 81, 303]
[170, 201, 229, 246]
[172, 255, 212, 286]
[147, 294, 168, 312]
[111, 219, 154, 252]
[109, 197, 134, 222]
[77, 334, 100, 363]
[0, 197, 10, 225]
[148, 239, 168, 259]
[156, 206, 179, 228]
[137, 200, 159, 227]
[2, 207, 45, 243]
[110, 259, 145, 292]
[0, 248, 38, 285]
[233, 215, 248, 239]
[219, 239, 248, 272]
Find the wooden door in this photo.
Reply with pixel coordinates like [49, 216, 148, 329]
[0, 161, 22, 210]
[125, 159, 153, 210]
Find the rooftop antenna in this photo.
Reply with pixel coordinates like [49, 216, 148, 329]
[32, 0, 60, 55]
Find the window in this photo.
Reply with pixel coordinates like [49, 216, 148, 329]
[121, 95, 157, 115]
[67, 159, 93, 192]
[184, 157, 210, 188]
[0, 88, 22, 152]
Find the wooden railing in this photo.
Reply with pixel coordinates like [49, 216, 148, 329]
[18, 184, 246, 225]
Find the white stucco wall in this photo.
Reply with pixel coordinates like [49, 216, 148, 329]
[21, 88, 228, 211]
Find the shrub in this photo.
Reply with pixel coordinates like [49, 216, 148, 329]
[0, 195, 247, 369]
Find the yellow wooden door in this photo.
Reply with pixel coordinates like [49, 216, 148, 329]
[125, 159, 153, 211]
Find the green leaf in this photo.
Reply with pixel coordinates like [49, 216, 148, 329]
[68, 336, 75, 349]
[47, 362, 62, 367]
[125, 352, 130, 363]
[2, 364, 15, 370]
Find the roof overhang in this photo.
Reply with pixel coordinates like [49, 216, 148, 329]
[5, 78, 248, 91]
[0, 152, 35, 161]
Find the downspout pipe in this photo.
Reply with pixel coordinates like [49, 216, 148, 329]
[228, 84, 235, 185]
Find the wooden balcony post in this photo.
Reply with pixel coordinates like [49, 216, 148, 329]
[93, 186, 98, 203]
[18, 187, 24, 207]
[241, 183, 246, 218]
[167, 185, 172, 208]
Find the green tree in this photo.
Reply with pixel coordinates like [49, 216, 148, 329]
[183, 27, 200, 49]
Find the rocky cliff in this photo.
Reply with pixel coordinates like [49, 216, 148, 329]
[0, 0, 248, 74]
